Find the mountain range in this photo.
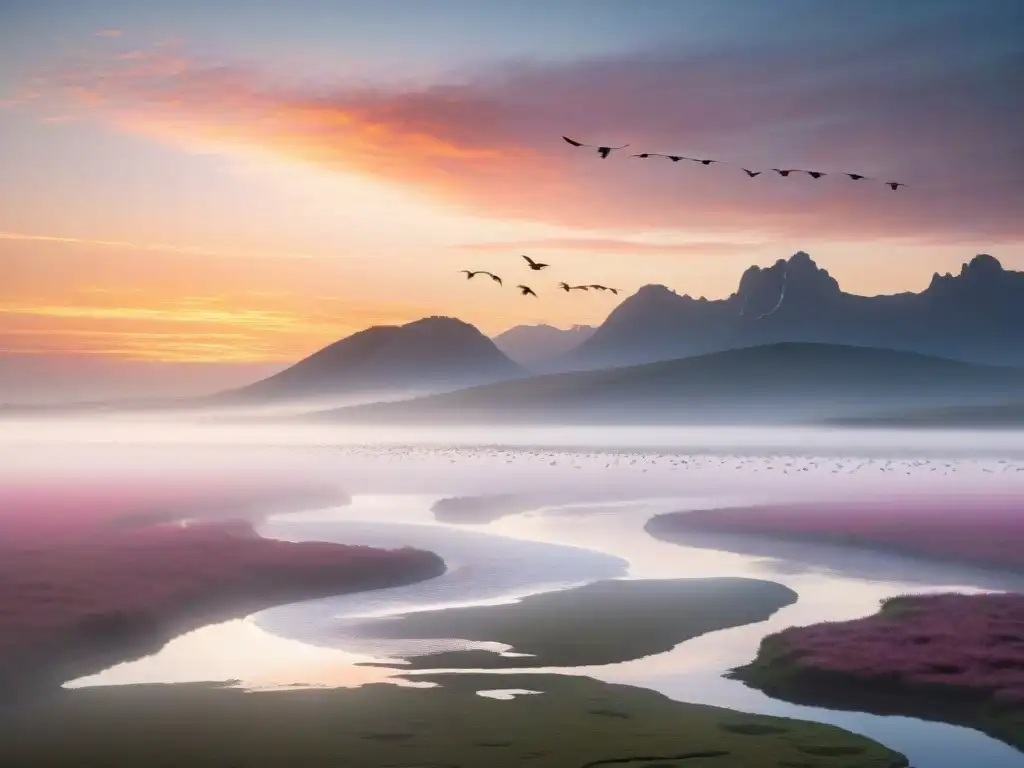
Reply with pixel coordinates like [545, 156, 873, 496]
[563, 252, 1024, 371]
[312, 342, 1024, 426]
[3, 252, 1021, 414]
[232, 250, 1022, 405]
[492, 324, 596, 366]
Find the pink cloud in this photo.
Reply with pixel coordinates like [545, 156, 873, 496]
[25, 35, 1024, 243]
[451, 238, 764, 255]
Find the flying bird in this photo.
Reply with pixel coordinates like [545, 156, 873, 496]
[804, 171, 826, 179]
[517, 285, 537, 297]
[557, 282, 589, 294]
[886, 182, 908, 191]
[742, 169, 762, 177]
[688, 158, 720, 166]
[632, 153, 693, 162]
[522, 255, 549, 271]
[772, 169, 798, 177]
[843, 173, 869, 181]
[589, 284, 620, 294]
[461, 270, 502, 285]
[562, 136, 629, 158]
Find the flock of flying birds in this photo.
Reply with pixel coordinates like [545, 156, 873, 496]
[461, 254, 618, 298]
[460, 134, 908, 298]
[562, 136, 909, 190]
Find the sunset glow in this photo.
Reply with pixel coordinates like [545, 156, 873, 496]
[2, 1, 1022, 393]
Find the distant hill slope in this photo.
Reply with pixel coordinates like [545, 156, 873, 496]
[828, 402, 1024, 428]
[228, 316, 526, 401]
[561, 252, 1024, 371]
[492, 324, 596, 367]
[313, 342, 1024, 426]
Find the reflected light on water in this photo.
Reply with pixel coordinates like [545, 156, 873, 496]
[64, 616, 418, 691]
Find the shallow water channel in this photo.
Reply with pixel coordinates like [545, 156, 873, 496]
[70, 491, 1024, 768]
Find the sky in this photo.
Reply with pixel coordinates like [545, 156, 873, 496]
[1, 0, 1023, 401]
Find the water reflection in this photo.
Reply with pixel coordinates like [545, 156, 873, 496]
[65, 616, 426, 691]
[67, 485, 1024, 767]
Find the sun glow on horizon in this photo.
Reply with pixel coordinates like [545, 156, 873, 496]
[2, 9, 1022, 388]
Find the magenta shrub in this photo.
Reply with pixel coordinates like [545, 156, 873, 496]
[773, 593, 1024, 704]
[675, 496, 1024, 571]
[0, 480, 432, 666]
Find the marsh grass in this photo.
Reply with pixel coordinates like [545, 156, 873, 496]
[353, 577, 798, 669]
[0, 672, 910, 767]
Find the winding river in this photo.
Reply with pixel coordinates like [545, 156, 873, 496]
[70, 490, 1024, 768]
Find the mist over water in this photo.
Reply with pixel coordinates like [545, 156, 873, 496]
[4, 415, 1024, 504]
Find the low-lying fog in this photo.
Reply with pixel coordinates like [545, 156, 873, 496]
[3, 416, 1024, 499]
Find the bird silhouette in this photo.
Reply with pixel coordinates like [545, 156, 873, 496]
[562, 136, 629, 158]
[632, 153, 692, 162]
[886, 181, 908, 190]
[521, 254, 549, 271]
[772, 169, 797, 177]
[688, 158, 719, 166]
[741, 168, 762, 177]
[589, 284, 619, 294]
[517, 285, 537, 297]
[804, 170, 826, 179]
[557, 281, 587, 292]
[843, 173, 869, 181]
[461, 270, 502, 285]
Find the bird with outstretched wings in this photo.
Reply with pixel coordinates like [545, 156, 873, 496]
[562, 136, 630, 159]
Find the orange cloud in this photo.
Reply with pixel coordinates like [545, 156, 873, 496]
[0, 232, 320, 261]
[23, 36, 1024, 244]
[0, 282, 434, 363]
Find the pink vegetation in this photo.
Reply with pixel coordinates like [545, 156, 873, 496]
[0, 522, 440, 660]
[668, 496, 1024, 571]
[768, 593, 1024, 706]
[0, 476, 349, 544]
[0, 479, 442, 689]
